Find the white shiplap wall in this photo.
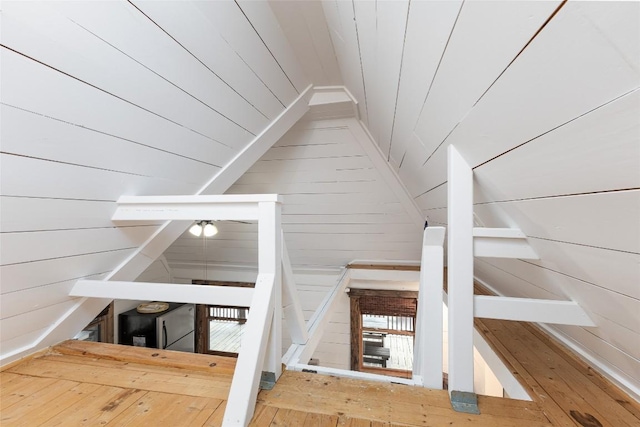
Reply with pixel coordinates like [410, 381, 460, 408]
[163, 116, 424, 270]
[313, 0, 640, 396]
[0, 0, 309, 362]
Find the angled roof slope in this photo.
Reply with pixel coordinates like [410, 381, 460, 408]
[0, 0, 638, 402]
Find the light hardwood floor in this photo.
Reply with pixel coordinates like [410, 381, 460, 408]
[2, 305, 639, 427]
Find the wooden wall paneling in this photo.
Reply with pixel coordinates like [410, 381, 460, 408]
[235, 0, 309, 93]
[1, 105, 218, 186]
[473, 89, 640, 203]
[1, 49, 233, 167]
[389, 0, 462, 165]
[474, 190, 640, 253]
[0, 249, 136, 294]
[268, 1, 329, 86]
[236, 168, 379, 186]
[474, 258, 566, 301]
[0, 273, 106, 320]
[57, 0, 269, 136]
[284, 201, 409, 216]
[247, 156, 374, 173]
[259, 142, 364, 161]
[129, 1, 284, 120]
[0, 300, 80, 343]
[230, 181, 396, 197]
[525, 239, 640, 300]
[0, 198, 117, 233]
[323, 0, 368, 124]
[351, 0, 378, 135]
[424, 1, 640, 193]
[406, 0, 561, 175]
[371, 0, 410, 160]
[269, 1, 342, 86]
[2, 4, 258, 145]
[192, 0, 299, 106]
[0, 226, 157, 266]
[0, 328, 51, 358]
[284, 223, 419, 235]
[1, 154, 194, 201]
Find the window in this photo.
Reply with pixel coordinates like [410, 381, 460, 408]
[348, 289, 417, 379]
[193, 280, 253, 357]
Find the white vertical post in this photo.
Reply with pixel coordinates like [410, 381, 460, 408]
[413, 226, 446, 389]
[259, 201, 282, 379]
[447, 145, 475, 394]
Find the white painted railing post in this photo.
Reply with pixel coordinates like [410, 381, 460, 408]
[281, 237, 308, 345]
[259, 201, 282, 380]
[447, 145, 475, 395]
[413, 226, 446, 389]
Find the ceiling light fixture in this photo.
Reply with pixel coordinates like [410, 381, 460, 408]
[189, 221, 218, 237]
[203, 222, 218, 237]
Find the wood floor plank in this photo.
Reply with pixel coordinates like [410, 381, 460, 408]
[258, 376, 552, 427]
[525, 323, 640, 421]
[500, 320, 631, 427]
[271, 408, 309, 426]
[9, 358, 230, 399]
[304, 412, 339, 427]
[203, 400, 227, 427]
[475, 318, 577, 427]
[0, 374, 59, 410]
[39, 353, 234, 382]
[1, 381, 98, 425]
[261, 371, 549, 424]
[342, 418, 371, 427]
[104, 391, 222, 426]
[248, 404, 279, 426]
[40, 385, 146, 426]
[53, 340, 237, 374]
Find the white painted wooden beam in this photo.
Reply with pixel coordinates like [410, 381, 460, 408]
[413, 226, 446, 389]
[473, 330, 531, 401]
[447, 145, 475, 394]
[284, 269, 351, 366]
[112, 194, 281, 222]
[474, 295, 596, 326]
[70, 280, 254, 307]
[282, 238, 308, 345]
[473, 227, 538, 259]
[223, 273, 275, 426]
[258, 201, 282, 380]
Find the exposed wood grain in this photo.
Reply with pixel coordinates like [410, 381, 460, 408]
[53, 340, 236, 375]
[1, 380, 98, 425]
[40, 385, 146, 426]
[106, 391, 222, 426]
[347, 264, 420, 271]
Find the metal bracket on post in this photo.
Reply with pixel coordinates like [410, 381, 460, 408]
[450, 390, 480, 415]
[259, 371, 276, 390]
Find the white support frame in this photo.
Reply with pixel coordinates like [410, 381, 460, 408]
[73, 194, 304, 427]
[473, 228, 538, 259]
[474, 295, 595, 326]
[447, 145, 476, 394]
[413, 226, 446, 389]
[70, 281, 253, 307]
[283, 268, 351, 367]
[281, 238, 308, 345]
